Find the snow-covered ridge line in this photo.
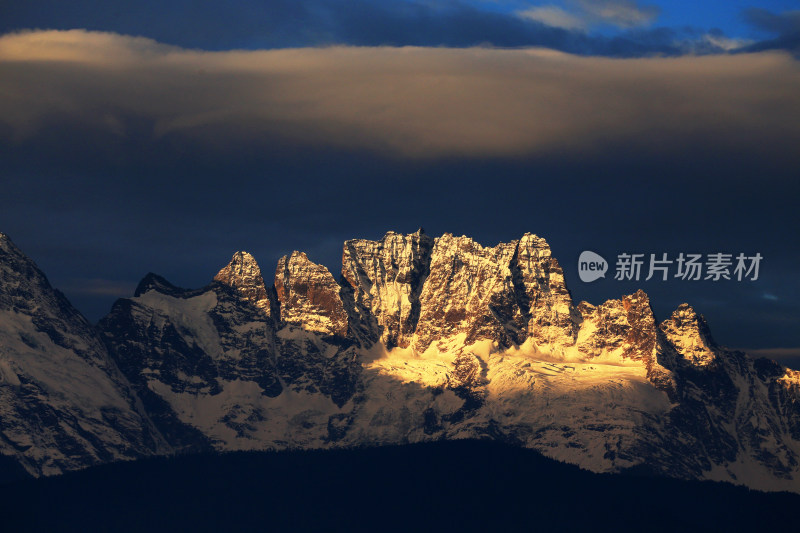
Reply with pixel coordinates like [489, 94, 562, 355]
[3, 228, 800, 494]
[213, 229, 581, 351]
[210, 229, 712, 366]
[108, 228, 800, 492]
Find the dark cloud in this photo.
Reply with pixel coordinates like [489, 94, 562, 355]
[2, 31, 799, 160]
[742, 9, 800, 53]
[0, 0, 737, 57]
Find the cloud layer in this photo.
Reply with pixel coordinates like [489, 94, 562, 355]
[0, 0, 743, 56]
[1, 30, 799, 160]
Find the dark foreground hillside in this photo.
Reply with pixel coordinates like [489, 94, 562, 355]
[1, 440, 797, 532]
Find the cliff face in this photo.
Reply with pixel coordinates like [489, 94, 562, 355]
[515, 233, 579, 351]
[410, 232, 579, 354]
[660, 303, 718, 368]
[213, 251, 276, 318]
[342, 229, 433, 349]
[413, 234, 524, 350]
[3, 228, 800, 493]
[275, 251, 349, 337]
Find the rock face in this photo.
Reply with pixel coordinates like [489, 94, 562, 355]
[651, 305, 800, 486]
[515, 233, 579, 351]
[3, 229, 800, 494]
[576, 293, 651, 361]
[342, 229, 433, 348]
[575, 289, 674, 393]
[412, 232, 580, 353]
[275, 252, 348, 337]
[413, 234, 524, 350]
[0, 233, 168, 478]
[214, 251, 276, 317]
[659, 304, 717, 368]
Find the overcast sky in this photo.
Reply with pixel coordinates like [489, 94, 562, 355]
[1, 1, 799, 365]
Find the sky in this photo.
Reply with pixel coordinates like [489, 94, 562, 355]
[1, 1, 799, 365]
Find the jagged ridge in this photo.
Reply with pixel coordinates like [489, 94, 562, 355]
[2, 229, 800, 494]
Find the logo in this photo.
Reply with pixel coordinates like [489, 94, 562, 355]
[577, 250, 762, 282]
[578, 251, 608, 282]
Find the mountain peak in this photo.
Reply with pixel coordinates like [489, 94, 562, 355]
[574, 290, 658, 364]
[342, 229, 434, 348]
[232, 250, 258, 265]
[624, 288, 650, 308]
[275, 251, 348, 336]
[214, 251, 273, 315]
[675, 302, 697, 314]
[0, 231, 18, 254]
[664, 303, 713, 340]
[519, 233, 550, 252]
[660, 303, 717, 367]
[134, 273, 184, 297]
[413, 234, 524, 350]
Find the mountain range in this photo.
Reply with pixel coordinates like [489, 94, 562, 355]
[2, 229, 799, 493]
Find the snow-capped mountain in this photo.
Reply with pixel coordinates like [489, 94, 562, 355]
[2, 229, 800, 492]
[0, 233, 169, 478]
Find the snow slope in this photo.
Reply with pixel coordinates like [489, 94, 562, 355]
[0, 233, 168, 477]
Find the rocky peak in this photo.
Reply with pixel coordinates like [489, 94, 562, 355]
[413, 234, 524, 351]
[659, 303, 717, 367]
[214, 251, 274, 317]
[341, 228, 433, 348]
[576, 290, 659, 362]
[619, 290, 660, 361]
[134, 273, 187, 298]
[275, 251, 348, 337]
[409, 233, 582, 354]
[576, 289, 676, 396]
[514, 233, 578, 351]
[9, 227, 800, 495]
[0, 232, 65, 314]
